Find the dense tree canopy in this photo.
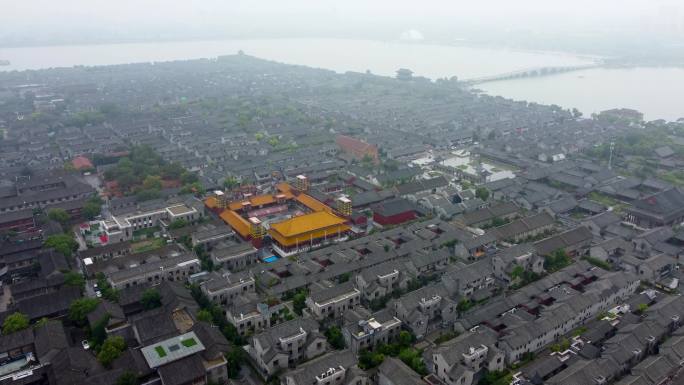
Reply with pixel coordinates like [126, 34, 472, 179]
[68, 298, 100, 325]
[103, 145, 201, 199]
[2, 312, 29, 334]
[82, 196, 103, 220]
[44, 234, 79, 257]
[325, 326, 345, 350]
[63, 271, 86, 289]
[47, 208, 70, 225]
[141, 289, 162, 310]
[169, 219, 189, 229]
[544, 249, 572, 272]
[97, 336, 126, 367]
[197, 309, 213, 323]
[115, 371, 139, 385]
[292, 291, 307, 315]
[475, 186, 490, 201]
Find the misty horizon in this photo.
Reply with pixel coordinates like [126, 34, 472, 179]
[2, 0, 683, 53]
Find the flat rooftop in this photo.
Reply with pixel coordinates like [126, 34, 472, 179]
[167, 204, 195, 216]
[141, 331, 205, 368]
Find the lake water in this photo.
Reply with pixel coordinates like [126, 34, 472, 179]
[479, 67, 684, 122]
[0, 38, 593, 79]
[1, 38, 682, 121]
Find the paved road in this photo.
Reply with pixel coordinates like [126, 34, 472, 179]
[0, 284, 11, 312]
[83, 174, 103, 193]
[73, 228, 88, 252]
[229, 365, 263, 385]
[71, 228, 99, 298]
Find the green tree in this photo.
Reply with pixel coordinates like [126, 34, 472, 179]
[44, 234, 79, 257]
[551, 338, 571, 352]
[2, 312, 29, 334]
[338, 272, 351, 283]
[180, 181, 204, 195]
[226, 348, 245, 379]
[161, 162, 185, 180]
[115, 371, 139, 385]
[180, 171, 198, 185]
[197, 309, 213, 323]
[117, 171, 138, 190]
[457, 299, 473, 313]
[135, 189, 161, 201]
[34, 317, 49, 328]
[358, 349, 385, 369]
[48, 208, 70, 225]
[63, 271, 86, 289]
[82, 197, 103, 220]
[636, 303, 649, 314]
[582, 256, 611, 270]
[292, 291, 307, 315]
[510, 265, 525, 280]
[96, 273, 119, 302]
[194, 245, 214, 272]
[479, 370, 512, 385]
[91, 314, 110, 349]
[97, 336, 126, 367]
[325, 326, 345, 350]
[475, 187, 490, 201]
[398, 330, 413, 347]
[544, 249, 572, 272]
[398, 348, 427, 375]
[169, 219, 189, 229]
[68, 298, 100, 325]
[142, 175, 162, 190]
[141, 289, 162, 310]
[223, 176, 239, 189]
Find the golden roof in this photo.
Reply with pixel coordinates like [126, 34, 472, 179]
[296, 193, 332, 213]
[204, 196, 218, 209]
[269, 211, 347, 238]
[219, 210, 251, 238]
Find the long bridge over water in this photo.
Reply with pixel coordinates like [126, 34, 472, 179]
[462, 63, 600, 85]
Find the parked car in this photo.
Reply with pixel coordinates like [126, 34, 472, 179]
[81, 340, 90, 350]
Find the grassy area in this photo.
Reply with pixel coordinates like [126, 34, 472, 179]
[132, 238, 165, 253]
[155, 346, 166, 357]
[434, 331, 459, 345]
[587, 192, 630, 214]
[588, 192, 619, 207]
[570, 212, 586, 219]
[133, 226, 160, 239]
[572, 326, 588, 337]
[582, 256, 612, 270]
[661, 171, 684, 187]
[480, 156, 520, 172]
[181, 338, 197, 347]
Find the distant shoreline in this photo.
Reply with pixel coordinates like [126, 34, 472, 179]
[0, 36, 604, 65]
[0, 38, 596, 77]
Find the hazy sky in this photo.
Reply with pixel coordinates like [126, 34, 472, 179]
[1, 0, 682, 44]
